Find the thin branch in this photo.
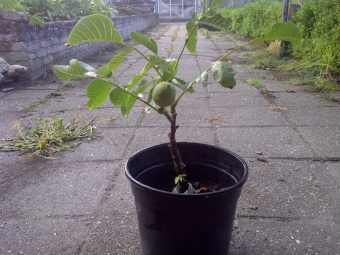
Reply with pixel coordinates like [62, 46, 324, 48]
[168, 105, 186, 176]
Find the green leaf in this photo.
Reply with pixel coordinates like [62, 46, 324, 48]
[157, 58, 178, 82]
[195, 71, 208, 83]
[199, 14, 232, 31]
[53, 59, 97, 79]
[125, 62, 153, 92]
[86, 79, 112, 110]
[66, 14, 123, 46]
[209, 0, 225, 9]
[186, 21, 198, 55]
[97, 50, 130, 77]
[30, 14, 45, 28]
[211, 61, 236, 89]
[172, 78, 195, 93]
[0, 0, 19, 10]
[145, 89, 157, 113]
[109, 87, 129, 106]
[172, 78, 186, 90]
[191, 12, 202, 22]
[249, 21, 302, 45]
[201, 71, 208, 82]
[121, 82, 149, 116]
[130, 32, 158, 55]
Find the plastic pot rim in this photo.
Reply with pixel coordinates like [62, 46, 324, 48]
[125, 142, 249, 198]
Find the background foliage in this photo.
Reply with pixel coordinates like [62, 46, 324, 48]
[215, 0, 282, 38]
[216, 0, 340, 78]
[291, 0, 340, 76]
[0, 0, 113, 21]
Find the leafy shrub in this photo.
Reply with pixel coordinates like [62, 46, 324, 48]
[216, 0, 282, 38]
[0, 0, 113, 21]
[291, 0, 340, 76]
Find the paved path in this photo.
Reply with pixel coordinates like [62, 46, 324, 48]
[1, 23, 340, 255]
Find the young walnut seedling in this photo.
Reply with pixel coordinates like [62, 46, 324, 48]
[54, 0, 302, 193]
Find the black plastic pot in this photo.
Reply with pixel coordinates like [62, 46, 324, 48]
[125, 142, 248, 255]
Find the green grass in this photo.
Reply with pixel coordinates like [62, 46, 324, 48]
[246, 78, 262, 89]
[62, 79, 80, 88]
[166, 44, 174, 53]
[0, 114, 97, 159]
[25, 98, 48, 111]
[237, 43, 340, 93]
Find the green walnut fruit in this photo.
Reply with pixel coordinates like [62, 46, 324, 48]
[152, 82, 176, 107]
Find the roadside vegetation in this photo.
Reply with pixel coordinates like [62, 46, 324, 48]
[216, 0, 340, 94]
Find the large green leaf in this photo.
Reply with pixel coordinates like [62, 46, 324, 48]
[66, 14, 123, 46]
[211, 61, 236, 88]
[86, 79, 112, 110]
[130, 32, 158, 55]
[249, 21, 302, 45]
[186, 21, 198, 55]
[200, 14, 232, 31]
[97, 50, 130, 77]
[53, 59, 96, 79]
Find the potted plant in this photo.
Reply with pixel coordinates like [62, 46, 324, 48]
[53, 1, 302, 254]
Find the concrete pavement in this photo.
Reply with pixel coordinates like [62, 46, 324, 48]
[1, 23, 340, 255]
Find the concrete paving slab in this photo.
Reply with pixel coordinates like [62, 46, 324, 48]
[58, 127, 135, 162]
[0, 98, 39, 113]
[1, 161, 120, 217]
[32, 90, 88, 113]
[274, 91, 338, 107]
[239, 159, 337, 218]
[0, 218, 89, 255]
[0, 112, 22, 132]
[297, 126, 340, 158]
[213, 106, 289, 127]
[262, 79, 297, 92]
[230, 217, 340, 255]
[217, 126, 317, 158]
[208, 91, 271, 107]
[176, 91, 210, 106]
[327, 162, 340, 185]
[80, 167, 141, 254]
[286, 106, 340, 126]
[0, 88, 55, 100]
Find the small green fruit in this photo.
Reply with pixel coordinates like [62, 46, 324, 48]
[152, 82, 176, 107]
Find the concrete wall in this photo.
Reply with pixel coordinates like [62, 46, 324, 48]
[0, 10, 159, 80]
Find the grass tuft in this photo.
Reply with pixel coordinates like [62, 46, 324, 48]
[0, 113, 97, 159]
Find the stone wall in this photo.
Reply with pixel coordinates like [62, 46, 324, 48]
[0, 10, 159, 80]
